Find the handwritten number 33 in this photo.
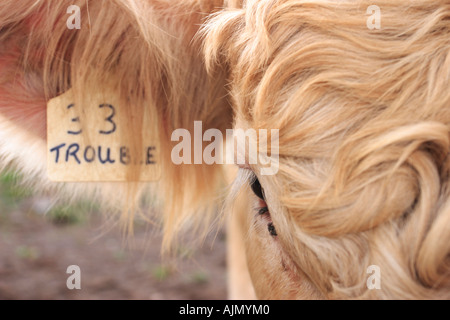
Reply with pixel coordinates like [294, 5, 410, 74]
[67, 104, 117, 135]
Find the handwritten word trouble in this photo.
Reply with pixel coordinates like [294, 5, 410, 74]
[47, 89, 161, 181]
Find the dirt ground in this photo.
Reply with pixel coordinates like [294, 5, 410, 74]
[0, 172, 228, 300]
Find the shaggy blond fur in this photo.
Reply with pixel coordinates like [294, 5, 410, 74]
[0, 0, 449, 299]
[0, 0, 232, 242]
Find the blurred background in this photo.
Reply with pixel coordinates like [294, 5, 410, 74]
[0, 169, 227, 300]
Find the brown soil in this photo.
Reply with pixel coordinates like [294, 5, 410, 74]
[0, 196, 227, 300]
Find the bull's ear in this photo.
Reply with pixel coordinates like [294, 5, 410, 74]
[0, 0, 232, 249]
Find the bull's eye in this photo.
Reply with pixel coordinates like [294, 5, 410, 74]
[250, 177, 265, 200]
[250, 177, 278, 237]
[268, 223, 278, 237]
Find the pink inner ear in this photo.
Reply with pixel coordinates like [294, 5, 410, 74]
[0, 45, 47, 140]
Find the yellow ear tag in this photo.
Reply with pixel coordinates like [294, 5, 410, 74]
[47, 89, 161, 182]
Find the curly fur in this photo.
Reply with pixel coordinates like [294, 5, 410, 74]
[0, 0, 449, 299]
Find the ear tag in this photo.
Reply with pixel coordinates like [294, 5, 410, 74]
[47, 89, 161, 181]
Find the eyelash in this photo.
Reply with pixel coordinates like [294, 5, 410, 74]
[249, 176, 278, 237]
